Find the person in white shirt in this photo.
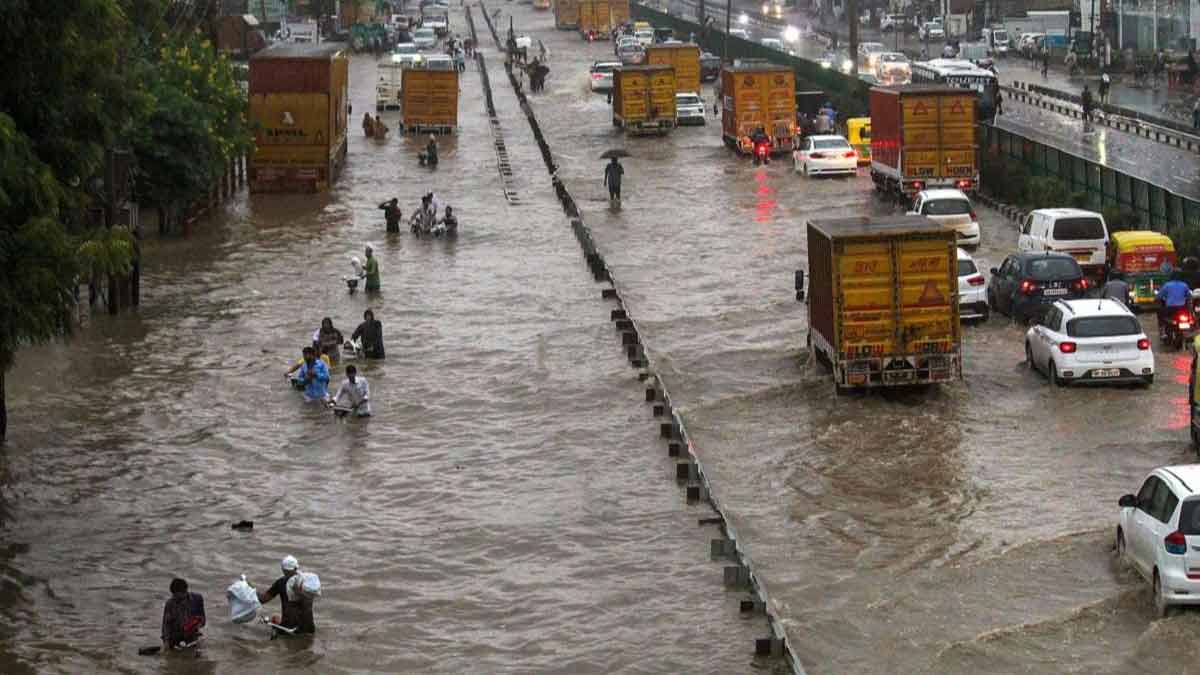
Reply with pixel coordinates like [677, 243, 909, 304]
[331, 365, 371, 418]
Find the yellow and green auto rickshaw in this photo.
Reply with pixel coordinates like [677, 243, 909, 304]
[846, 117, 871, 166]
[1106, 230, 1177, 310]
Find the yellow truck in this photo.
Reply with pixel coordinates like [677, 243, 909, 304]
[719, 59, 796, 155]
[611, 65, 676, 134]
[609, 0, 630, 28]
[554, 0, 578, 27]
[798, 215, 961, 391]
[248, 43, 350, 193]
[644, 43, 701, 93]
[868, 84, 979, 200]
[578, 0, 613, 37]
[400, 67, 459, 132]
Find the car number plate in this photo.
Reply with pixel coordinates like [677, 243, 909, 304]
[1043, 287, 1068, 296]
[1092, 368, 1121, 378]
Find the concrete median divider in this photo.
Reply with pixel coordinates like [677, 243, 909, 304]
[477, 5, 807, 670]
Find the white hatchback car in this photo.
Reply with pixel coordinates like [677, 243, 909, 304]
[1117, 465, 1200, 615]
[957, 247, 988, 321]
[910, 189, 980, 247]
[412, 27, 438, 49]
[675, 92, 706, 125]
[589, 61, 620, 91]
[793, 135, 857, 177]
[1025, 298, 1154, 386]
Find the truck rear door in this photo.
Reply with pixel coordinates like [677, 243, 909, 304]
[765, 71, 794, 139]
[896, 236, 958, 356]
[837, 241, 898, 358]
[650, 69, 675, 121]
[938, 94, 977, 179]
[900, 93, 940, 179]
[620, 70, 649, 122]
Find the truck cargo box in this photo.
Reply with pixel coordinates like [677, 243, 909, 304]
[869, 84, 978, 199]
[612, 65, 676, 134]
[249, 43, 349, 192]
[804, 216, 961, 390]
[578, 0, 613, 37]
[720, 60, 796, 155]
[609, 0, 631, 28]
[555, 0, 580, 28]
[401, 67, 459, 132]
[645, 43, 701, 94]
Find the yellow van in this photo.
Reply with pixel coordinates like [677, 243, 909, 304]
[846, 117, 871, 166]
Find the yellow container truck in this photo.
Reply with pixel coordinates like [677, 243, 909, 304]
[400, 67, 459, 133]
[611, 65, 676, 135]
[645, 43, 701, 93]
[799, 215, 961, 391]
[554, 0, 579, 28]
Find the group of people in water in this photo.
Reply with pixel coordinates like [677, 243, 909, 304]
[361, 112, 390, 140]
[160, 555, 318, 650]
[287, 310, 386, 418]
[378, 192, 457, 237]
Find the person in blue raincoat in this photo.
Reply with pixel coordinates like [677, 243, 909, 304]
[295, 346, 330, 402]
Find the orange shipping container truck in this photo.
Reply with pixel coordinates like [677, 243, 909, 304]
[720, 60, 796, 155]
[400, 67, 460, 132]
[609, 0, 630, 27]
[578, 0, 613, 37]
[611, 65, 676, 134]
[554, 0, 580, 28]
[249, 43, 350, 193]
[645, 43, 701, 93]
[868, 84, 979, 200]
[801, 216, 961, 391]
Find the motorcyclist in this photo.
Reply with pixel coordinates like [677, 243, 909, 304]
[1156, 271, 1192, 337]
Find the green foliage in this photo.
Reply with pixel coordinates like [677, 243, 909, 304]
[1174, 219, 1200, 259]
[128, 34, 252, 210]
[1025, 176, 1071, 209]
[981, 153, 1029, 205]
[0, 114, 76, 372]
[1102, 206, 1142, 232]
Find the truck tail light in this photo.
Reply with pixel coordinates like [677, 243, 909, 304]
[1058, 341, 1077, 353]
[1137, 338, 1150, 350]
[966, 275, 985, 286]
[1018, 279, 1038, 294]
[1166, 530, 1188, 555]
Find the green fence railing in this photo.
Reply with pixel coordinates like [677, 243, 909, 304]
[984, 124, 1200, 238]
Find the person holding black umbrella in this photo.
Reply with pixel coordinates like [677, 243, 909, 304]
[604, 156, 624, 202]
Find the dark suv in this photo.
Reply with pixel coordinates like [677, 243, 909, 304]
[700, 52, 721, 81]
[987, 252, 1089, 323]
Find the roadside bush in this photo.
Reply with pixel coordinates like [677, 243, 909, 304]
[1025, 176, 1071, 209]
[1102, 206, 1141, 232]
[1173, 219, 1200, 259]
[1069, 191, 1091, 209]
[981, 154, 1028, 205]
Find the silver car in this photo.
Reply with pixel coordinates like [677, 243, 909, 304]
[675, 92, 706, 125]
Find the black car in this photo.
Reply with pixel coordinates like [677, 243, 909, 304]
[700, 51, 721, 81]
[988, 252, 1089, 323]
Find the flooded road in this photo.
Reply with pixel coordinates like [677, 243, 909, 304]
[508, 3, 1200, 673]
[0, 19, 763, 674]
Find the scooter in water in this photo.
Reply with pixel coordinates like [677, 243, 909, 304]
[753, 140, 771, 166]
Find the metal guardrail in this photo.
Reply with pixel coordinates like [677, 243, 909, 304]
[1005, 81, 1200, 155]
[985, 122, 1200, 233]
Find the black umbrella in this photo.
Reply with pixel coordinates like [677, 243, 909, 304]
[600, 149, 631, 159]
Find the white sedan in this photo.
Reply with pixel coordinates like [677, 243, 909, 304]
[957, 247, 988, 322]
[675, 92, 706, 125]
[793, 135, 857, 177]
[412, 27, 438, 49]
[1025, 298, 1154, 386]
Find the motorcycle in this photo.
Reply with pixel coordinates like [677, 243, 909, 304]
[753, 139, 771, 166]
[1161, 303, 1198, 350]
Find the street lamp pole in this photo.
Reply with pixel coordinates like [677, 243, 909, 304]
[723, 0, 731, 63]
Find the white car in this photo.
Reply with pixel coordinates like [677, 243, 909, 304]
[589, 60, 620, 91]
[412, 27, 438, 49]
[909, 189, 980, 247]
[635, 29, 654, 46]
[920, 22, 945, 40]
[1117, 465, 1200, 615]
[1025, 299, 1154, 386]
[875, 52, 911, 83]
[617, 42, 645, 64]
[957, 248, 988, 321]
[857, 42, 886, 70]
[615, 35, 638, 55]
[729, 28, 751, 40]
[422, 14, 449, 36]
[391, 42, 422, 66]
[793, 135, 857, 177]
[675, 92, 705, 125]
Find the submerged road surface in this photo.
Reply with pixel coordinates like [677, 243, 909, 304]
[504, 2, 1200, 672]
[0, 12, 764, 673]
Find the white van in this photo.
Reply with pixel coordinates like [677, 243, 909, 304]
[1017, 208, 1109, 282]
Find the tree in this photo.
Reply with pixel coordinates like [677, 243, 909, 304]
[0, 114, 78, 440]
[127, 34, 253, 230]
